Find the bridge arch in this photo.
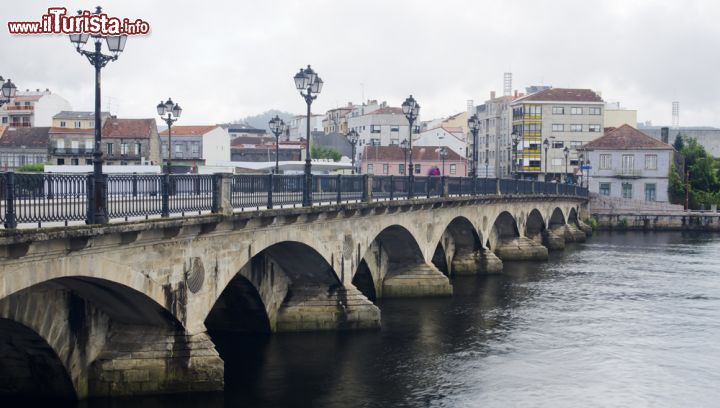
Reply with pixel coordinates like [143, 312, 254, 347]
[525, 209, 546, 243]
[0, 277, 185, 399]
[568, 207, 579, 225]
[549, 207, 566, 229]
[488, 211, 520, 250]
[432, 216, 483, 276]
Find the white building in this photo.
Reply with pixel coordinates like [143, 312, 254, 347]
[0, 89, 72, 128]
[347, 102, 419, 166]
[288, 114, 324, 141]
[159, 125, 230, 167]
[582, 125, 674, 202]
[475, 92, 515, 178]
[414, 126, 467, 158]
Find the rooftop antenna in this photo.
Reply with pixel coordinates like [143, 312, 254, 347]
[503, 72, 512, 97]
[672, 101, 679, 128]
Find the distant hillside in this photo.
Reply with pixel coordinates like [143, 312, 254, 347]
[228, 110, 296, 132]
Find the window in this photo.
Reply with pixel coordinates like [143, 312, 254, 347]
[622, 154, 634, 174]
[71, 140, 79, 150]
[570, 107, 583, 115]
[390, 138, 399, 145]
[552, 107, 565, 115]
[622, 183, 633, 199]
[370, 125, 381, 133]
[645, 184, 656, 201]
[414, 164, 421, 174]
[121, 143, 128, 155]
[85, 140, 93, 150]
[85, 159, 92, 165]
[175, 144, 182, 153]
[599, 183, 611, 196]
[107, 143, 113, 155]
[552, 124, 564, 132]
[57, 158, 65, 165]
[570, 141, 582, 147]
[552, 141, 564, 148]
[71, 158, 79, 165]
[589, 107, 602, 115]
[399, 163, 405, 175]
[588, 124, 601, 132]
[449, 164, 457, 175]
[382, 164, 389, 175]
[1, 117, 6, 124]
[367, 163, 374, 174]
[645, 154, 657, 170]
[570, 159, 579, 166]
[529, 160, 541, 168]
[569, 124, 582, 132]
[74, 121, 81, 128]
[56, 139, 65, 149]
[192, 143, 200, 154]
[135, 143, 142, 155]
[89, 121, 95, 128]
[390, 127, 399, 132]
[60, 121, 66, 128]
[600, 154, 612, 170]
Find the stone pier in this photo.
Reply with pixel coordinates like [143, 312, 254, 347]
[495, 236, 549, 261]
[542, 228, 567, 250]
[382, 263, 453, 297]
[577, 220, 593, 236]
[275, 285, 381, 332]
[564, 224, 587, 242]
[451, 249, 503, 274]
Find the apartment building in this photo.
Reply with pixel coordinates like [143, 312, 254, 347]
[0, 126, 49, 170]
[159, 125, 230, 170]
[288, 114, 324, 141]
[322, 103, 354, 134]
[0, 89, 71, 128]
[101, 118, 160, 165]
[510, 88, 604, 181]
[475, 92, 515, 178]
[48, 111, 111, 165]
[347, 102, 419, 167]
[414, 126, 467, 159]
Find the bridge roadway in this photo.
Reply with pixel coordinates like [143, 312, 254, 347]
[0, 192, 589, 399]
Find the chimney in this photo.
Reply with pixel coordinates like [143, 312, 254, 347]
[661, 127, 669, 144]
[490, 91, 496, 100]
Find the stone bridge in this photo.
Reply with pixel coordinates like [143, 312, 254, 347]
[0, 194, 589, 399]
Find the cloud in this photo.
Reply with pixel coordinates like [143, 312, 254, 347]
[2, 0, 719, 127]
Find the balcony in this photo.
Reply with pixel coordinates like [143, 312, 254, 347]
[52, 148, 94, 156]
[9, 123, 31, 128]
[613, 169, 643, 179]
[5, 105, 34, 111]
[105, 153, 142, 161]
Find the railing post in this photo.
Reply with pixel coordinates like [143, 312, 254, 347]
[364, 174, 372, 203]
[555, 182, 559, 195]
[212, 173, 221, 213]
[85, 173, 95, 224]
[212, 173, 233, 215]
[4, 172, 16, 229]
[496, 178, 501, 195]
[389, 175, 394, 201]
[161, 174, 170, 218]
[132, 172, 138, 197]
[336, 174, 342, 204]
[531, 181, 536, 194]
[194, 175, 201, 196]
[267, 173, 274, 209]
[441, 176, 449, 197]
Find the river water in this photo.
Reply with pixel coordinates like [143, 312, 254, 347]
[67, 232, 720, 407]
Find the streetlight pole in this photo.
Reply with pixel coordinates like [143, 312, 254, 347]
[0, 77, 17, 107]
[269, 115, 286, 174]
[402, 95, 420, 197]
[511, 132, 519, 179]
[563, 146, 570, 184]
[293, 65, 323, 207]
[157, 99, 182, 174]
[542, 138, 549, 182]
[578, 152, 585, 188]
[400, 139, 409, 175]
[485, 156, 489, 179]
[347, 129, 358, 174]
[69, 6, 127, 225]
[467, 114, 479, 178]
[439, 146, 447, 176]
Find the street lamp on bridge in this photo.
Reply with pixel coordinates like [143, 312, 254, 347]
[467, 114, 479, 178]
[563, 146, 570, 184]
[69, 6, 127, 225]
[438, 146, 448, 176]
[293, 65, 323, 207]
[511, 132, 519, 179]
[347, 129, 359, 174]
[268, 115, 286, 174]
[401, 95, 420, 197]
[400, 139, 409, 175]
[0, 77, 17, 107]
[157, 98, 182, 174]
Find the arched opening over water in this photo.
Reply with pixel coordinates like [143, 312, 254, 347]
[432, 243, 450, 275]
[549, 207, 566, 229]
[432, 217, 483, 276]
[489, 211, 520, 249]
[568, 208, 579, 225]
[0, 277, 182, 400]
[525, 209, 546, 241]
[352, 259, 377, 302]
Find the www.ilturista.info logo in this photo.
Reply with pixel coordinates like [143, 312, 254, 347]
[7, 7, 150, 35]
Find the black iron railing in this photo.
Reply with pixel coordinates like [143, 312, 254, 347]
[1, 171, 589, 229]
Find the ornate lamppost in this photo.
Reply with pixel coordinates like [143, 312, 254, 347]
[467, 114, 479, 178]
[69, 6, 127, 225]
[439, 146, 448, 176]
[578, 151, 585, 187]
[542, 138, 550, 182]
[400, 139, 409, 175]
[269, 115, 286, 174]
[293, 65, 323, 207]
[157, 98, 182, 174]
[347, 129, 358, 174]
[563, 146, 570, 184]
[401, 95, 420, 197]
[511, 132, 519, 179]
[0, 77, 17, 107]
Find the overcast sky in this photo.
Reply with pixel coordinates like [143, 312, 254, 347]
[2, 0, 718, 128]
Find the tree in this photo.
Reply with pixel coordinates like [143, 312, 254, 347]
[668, 163, 686, 205]
[16, 163, 45, 172]
[673, 133, 684, 151]
[311, 145, 341, 162]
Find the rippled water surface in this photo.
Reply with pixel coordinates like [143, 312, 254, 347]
[62, 232, 720, 407]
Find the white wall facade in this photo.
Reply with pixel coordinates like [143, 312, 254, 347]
[587, 148, 673, 202]
[415, 128, 466, 158]
[202, 127, 231, 164]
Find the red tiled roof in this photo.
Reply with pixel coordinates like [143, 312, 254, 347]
[368, 107, 404, 115]
[12, 95, 42, 102]
[363, 145, 465, 161]
[102, 118, 156, 139]
[0, 126, 50, 148]
[515, 88, 603, 103]
[159, 125, 219, 136]
[582, 124, 673, 151]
